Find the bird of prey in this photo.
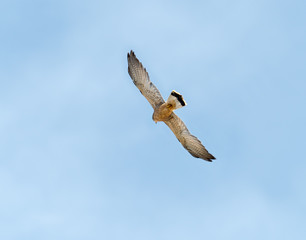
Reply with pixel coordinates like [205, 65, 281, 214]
[127, 50, 215, 161]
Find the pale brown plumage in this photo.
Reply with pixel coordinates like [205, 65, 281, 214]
[127, 50, 215, 161]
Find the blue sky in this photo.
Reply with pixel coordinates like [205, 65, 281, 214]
[1, 0, 305, 239]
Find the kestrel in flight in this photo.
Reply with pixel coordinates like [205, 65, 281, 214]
[127, 50, 215, 161]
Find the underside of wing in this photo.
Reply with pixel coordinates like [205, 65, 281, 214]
[127, 50, 165, 109]
[164, 113, 215, 162]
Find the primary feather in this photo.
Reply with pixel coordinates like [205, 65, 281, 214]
[164, 113, 215, 161]
[127, 51, 164, 109]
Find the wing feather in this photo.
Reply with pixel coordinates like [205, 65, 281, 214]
[164, 113, 215, 161]
[127, 50, 164, 109]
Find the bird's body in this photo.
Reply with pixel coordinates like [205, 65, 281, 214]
[127, 50, 215, 162]
[152, 90, 185, 123]
[152, 103, 174, 123]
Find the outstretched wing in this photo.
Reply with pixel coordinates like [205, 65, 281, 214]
[127, 50, 165, 109]
[164, 113, 215, 161]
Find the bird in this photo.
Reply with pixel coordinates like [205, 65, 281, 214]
[127, 50, 215, 162]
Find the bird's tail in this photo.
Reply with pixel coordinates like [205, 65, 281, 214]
[166, 90, 187, 110]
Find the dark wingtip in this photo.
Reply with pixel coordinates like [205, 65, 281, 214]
[127, 50, 136, 60]
[202, 154, 216, 162]
[207, 155, 216, 162]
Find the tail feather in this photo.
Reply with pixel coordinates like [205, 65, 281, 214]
[166, 90, 187, 110]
